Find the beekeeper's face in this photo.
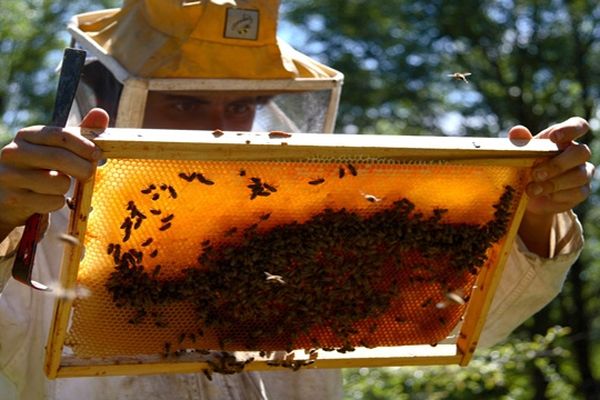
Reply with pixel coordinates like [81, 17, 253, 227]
[142, 91, 263, 131]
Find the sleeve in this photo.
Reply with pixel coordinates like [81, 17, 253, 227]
[478, 210, 583, 348]
[0, 227, 24, 293]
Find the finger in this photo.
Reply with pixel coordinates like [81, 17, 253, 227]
[0, 188, 65, 218]
[0, 165, 72, 196]
[530, 144, 592, 182]
[13, 126, 102, 162]
[535, 117, 590, 144]
[80, 108, 110, 130]
[527, 162, 594, 196]
[0, 140, 96, 181]
[507, 125, 534, 141]
[527, 186, 590, 215]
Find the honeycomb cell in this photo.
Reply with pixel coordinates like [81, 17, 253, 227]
[65, 158, 527, 358]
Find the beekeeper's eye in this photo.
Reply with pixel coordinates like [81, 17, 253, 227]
[226, 99, 257, 117]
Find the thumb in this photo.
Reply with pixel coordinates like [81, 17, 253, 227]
[508, 125, 534, 141]
[80, 108, 110, 129]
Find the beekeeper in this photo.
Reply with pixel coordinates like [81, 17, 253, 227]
[0, 0, 593, 399]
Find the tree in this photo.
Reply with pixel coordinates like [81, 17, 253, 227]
[0, 0, 118, 143]
[283, 1, 600, 399]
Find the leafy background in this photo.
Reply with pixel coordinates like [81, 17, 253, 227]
[1, 1, 598, 398]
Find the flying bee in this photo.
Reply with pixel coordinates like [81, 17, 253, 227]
[447, 72, 472, 83]
[58, 233, 80, 247]
[65, 197, 77, 210]
[264, 271, 285, 284]
[362, 193, 382, 203]
[445, 289, 466, 305]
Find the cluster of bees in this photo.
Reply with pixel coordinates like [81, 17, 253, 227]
[104, 164, 515, 375]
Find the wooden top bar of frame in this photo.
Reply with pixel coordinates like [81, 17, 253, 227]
[80, 128, 559, 164]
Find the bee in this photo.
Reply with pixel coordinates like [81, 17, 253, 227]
[224, 227, 238, 237]
[168, 186, 178, 199]
[141, 184, 156, 194]
[363, 193, 382, 203]
[338, 167, 345, 178]
[197, 173, 215, 185]
[150, 249, 159, 258]
[107, 243, 115, 255]
[239, 169, 246, 177]
[178, 172, 197, 182]
[159, 222, 172, 231]
[150, 209, 161, 215]
[141, 238, 153, 247]
[151, 193, 160, 201]
[264, 271, 285, 284]
[446, 289, 466, 305]
[259, 213, 271, 221]
[447, 72, 472, 83]
[212, 129, 224, 138]
[308, 178, 325, 185]
[66, 197, 75, 210]
[161, 214, 175, 223]
[128, 309, 147, 325]
[347, 163, 357, 176]
[159, 183, 168, 191]
[58, 233, 80, 247]
[122, 227, 132, 242]
[133, 217, 143, 230]
[263, 182, 277, 192]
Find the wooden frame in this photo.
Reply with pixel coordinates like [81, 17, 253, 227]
[45, 129, 558, 378]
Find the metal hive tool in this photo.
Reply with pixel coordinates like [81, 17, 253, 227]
[44, 128, 558, 378]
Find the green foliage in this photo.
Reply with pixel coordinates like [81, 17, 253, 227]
[0, 0, 118, 133]
[343, 327, 578, 400]
[284, 0, 600, 137]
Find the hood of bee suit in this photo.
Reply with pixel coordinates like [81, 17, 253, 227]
[70, 0, 339, 80]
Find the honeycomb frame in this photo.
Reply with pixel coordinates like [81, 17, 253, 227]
[44, 128, 558, 378]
